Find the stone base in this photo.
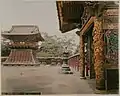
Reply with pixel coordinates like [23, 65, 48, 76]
[80, 76, 86, 79]
[95, 89, 107, 94]
[96, 86, 105, 90]
[85, 76, 90, 79]
[95, 89, 119, 94]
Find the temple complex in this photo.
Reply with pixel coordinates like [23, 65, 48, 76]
[2, 25, 44, 66]
[56, 1, 118, 90]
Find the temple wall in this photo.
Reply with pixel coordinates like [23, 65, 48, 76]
[103, 8, 118, 68]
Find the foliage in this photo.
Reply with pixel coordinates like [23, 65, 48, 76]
[37, 34, 63, 57]
[74, 45, 80, 54]
[37, 32, 77, 57]
[1, 42, 11, 56]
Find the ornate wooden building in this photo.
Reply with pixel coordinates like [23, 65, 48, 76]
[2, 25, 44, 66]
[56, 1, 119, 90]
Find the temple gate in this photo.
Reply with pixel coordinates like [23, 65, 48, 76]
[2, 25, 44, 66]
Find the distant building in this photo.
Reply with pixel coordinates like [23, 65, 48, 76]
[1, 25, 44, 66]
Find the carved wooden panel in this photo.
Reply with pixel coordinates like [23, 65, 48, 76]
[104, 16, 118, 23]
[105, 29, 118, 65]
[103, 8, 118, 30]
[81, 7, 91, 25]
[103, 23, 118, 29]
[104, 9, 118, 16]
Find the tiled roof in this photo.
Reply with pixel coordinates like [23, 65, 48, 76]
[1, 25, 44, 41]
[10, 25, 39, 34]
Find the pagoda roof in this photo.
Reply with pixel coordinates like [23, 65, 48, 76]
[2, 25, 44, 41]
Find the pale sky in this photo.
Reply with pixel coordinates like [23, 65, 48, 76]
[0, 0, 79, 45]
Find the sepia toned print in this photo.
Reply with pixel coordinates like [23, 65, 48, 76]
[1, 0, 119, 95]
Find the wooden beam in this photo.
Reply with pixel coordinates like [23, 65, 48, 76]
[76, 17, 94, 36]
[81, 17, 95, 35]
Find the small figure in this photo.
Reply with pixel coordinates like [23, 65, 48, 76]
[20, 72, 23, 75]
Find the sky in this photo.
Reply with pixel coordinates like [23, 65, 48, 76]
[0, 0, 79, 45]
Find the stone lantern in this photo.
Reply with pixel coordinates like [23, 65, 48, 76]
[62, 47, 69, 65]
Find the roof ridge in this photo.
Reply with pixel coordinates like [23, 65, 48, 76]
[12, 25, 38, 27]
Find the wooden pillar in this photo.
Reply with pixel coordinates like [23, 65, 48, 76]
[85, 64, 89, 76]
[79, 34, 86, 79]
[88, 33, 95, 79]
[93, 17, 105, 90]
[85, 43, 89, 77]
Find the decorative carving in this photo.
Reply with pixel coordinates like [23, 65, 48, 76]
[104, 16, 118, 23]
[104, 9, 118, 16]
[93, 17, 105, 90]
[79, 35, 85, 77]
[103, 23, 118, 29]
[105, 29, 118, 65]
[103, 9, 118, 30]
[81, 7, 90, 25]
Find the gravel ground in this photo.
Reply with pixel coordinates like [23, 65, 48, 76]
[1, 65, 94, 94]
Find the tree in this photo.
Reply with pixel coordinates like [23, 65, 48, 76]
[1, 41, 11, 56]
[37, 32, 63, 57]
[74, 45, 80, 54]
[37, 32, 77, 57]
[57, 33, 77, 55]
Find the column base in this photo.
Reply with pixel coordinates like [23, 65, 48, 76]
[96, 85, 105, 90]
[95, 89, 119, 94]
[85, 76, 90, 79]
[80, 76, 86, 79]
[94, 89, 107, 94]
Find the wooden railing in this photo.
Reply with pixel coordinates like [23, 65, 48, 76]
[68, 54, 80, 71]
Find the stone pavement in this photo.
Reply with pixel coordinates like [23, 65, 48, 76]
[1, 65, 94, 94]
[71, 67, 119, 94]
[71, 67, 96, 91]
